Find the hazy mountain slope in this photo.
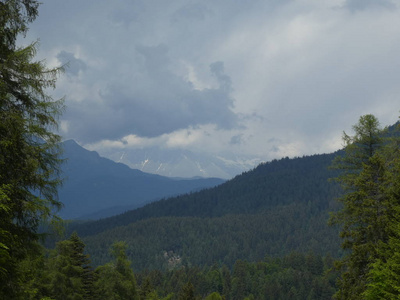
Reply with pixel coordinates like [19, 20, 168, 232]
[71, 152, 341, 236]
[59, 140, 225, 219]
[64, 152, 344, 270]
[64, 124, 399, 270]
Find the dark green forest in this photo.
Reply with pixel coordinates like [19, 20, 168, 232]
[22, 232, 338, 299]
[69, 153, 344, 271]
[71, 153, 342, 235]
[3, 1, 400, 299]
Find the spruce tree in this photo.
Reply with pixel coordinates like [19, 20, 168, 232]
[46, 233, 94, 300]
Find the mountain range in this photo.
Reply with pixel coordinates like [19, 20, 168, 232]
[58, 140, 225, 219]
[96, 146, 263, 179]
[67, 150, 344, 270]
[63, 123, 400, 270]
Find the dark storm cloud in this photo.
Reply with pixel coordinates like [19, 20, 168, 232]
[62, 45, 238, 142]
[28, 0, 400, 159]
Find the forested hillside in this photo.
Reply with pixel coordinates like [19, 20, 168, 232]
[20, 233, 339, 300]
[4, 1, 400, 299]
[133, 251, 338, 299]
[68, 152, 344, 270]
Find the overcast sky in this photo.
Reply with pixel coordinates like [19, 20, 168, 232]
[27, 0, 400, 161]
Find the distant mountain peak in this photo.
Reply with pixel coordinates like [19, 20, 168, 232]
[58, 140, 225, 219]
[95, 146, 262, 179]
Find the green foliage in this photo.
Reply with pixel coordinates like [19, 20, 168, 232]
[135, 252, 337, 300]
[330, 115, 400, 299]
[44, 233, 94, 300]
[6, 245, 338, 300]
[363, 239, 400, 299]
[0, 0, 63, 297]
[68, 152, 342, 270]
[94, 242, 139, 300]
[204, 292, 223, 300]
[178, 282, 195, 300]
[70, 152, 341, 237]
[80, 203, 340, 271]
[362, 141, 400, 299]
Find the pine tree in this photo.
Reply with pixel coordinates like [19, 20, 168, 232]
[0, 1, 64, 298]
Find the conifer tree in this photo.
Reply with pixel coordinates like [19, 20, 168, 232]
[68, 232, 95, 299]
[95, 241, 139, 300]
[178, 281, 195, 300]
[330, 115, 400, 299]
[0, 0, 63, 297]
[362, 233, 400, 300]
[46, 233, 94, 300]
[361, 124, 400, 299]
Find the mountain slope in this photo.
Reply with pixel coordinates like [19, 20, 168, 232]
[67, 152, 344, 270]
[71, 153, 341, 235]
[65, 123, 399, 269]
[59, 140, 225, 219]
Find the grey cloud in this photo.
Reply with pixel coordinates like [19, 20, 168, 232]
[230, 134, 243, 145]
[108, 3, 142, 27]
[210, 62, 232, 92]
[171, 3, 212, 23]
[30, 0, 400, 160]
[342, 0, 396, 12]
[135, 44, 170, 77]
[56, 51, 87, 76]
[240, 112, 264, 122]
[62, 45, 238, 143]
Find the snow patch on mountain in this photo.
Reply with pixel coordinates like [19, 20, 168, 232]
[96, 147, 262, 179]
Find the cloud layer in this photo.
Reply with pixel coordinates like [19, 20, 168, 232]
[28, 0, 400, 160]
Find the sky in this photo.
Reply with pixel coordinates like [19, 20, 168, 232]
[26, 0, 400, 161]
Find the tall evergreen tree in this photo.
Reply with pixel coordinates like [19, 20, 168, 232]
[361, 123, 400, 299]
[0, 0, 63, 298]
[46, 233, 94, 300]
[68, 232, 95, 299]
[330, 115, 400, 299]
[95, 242, 139, 300]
